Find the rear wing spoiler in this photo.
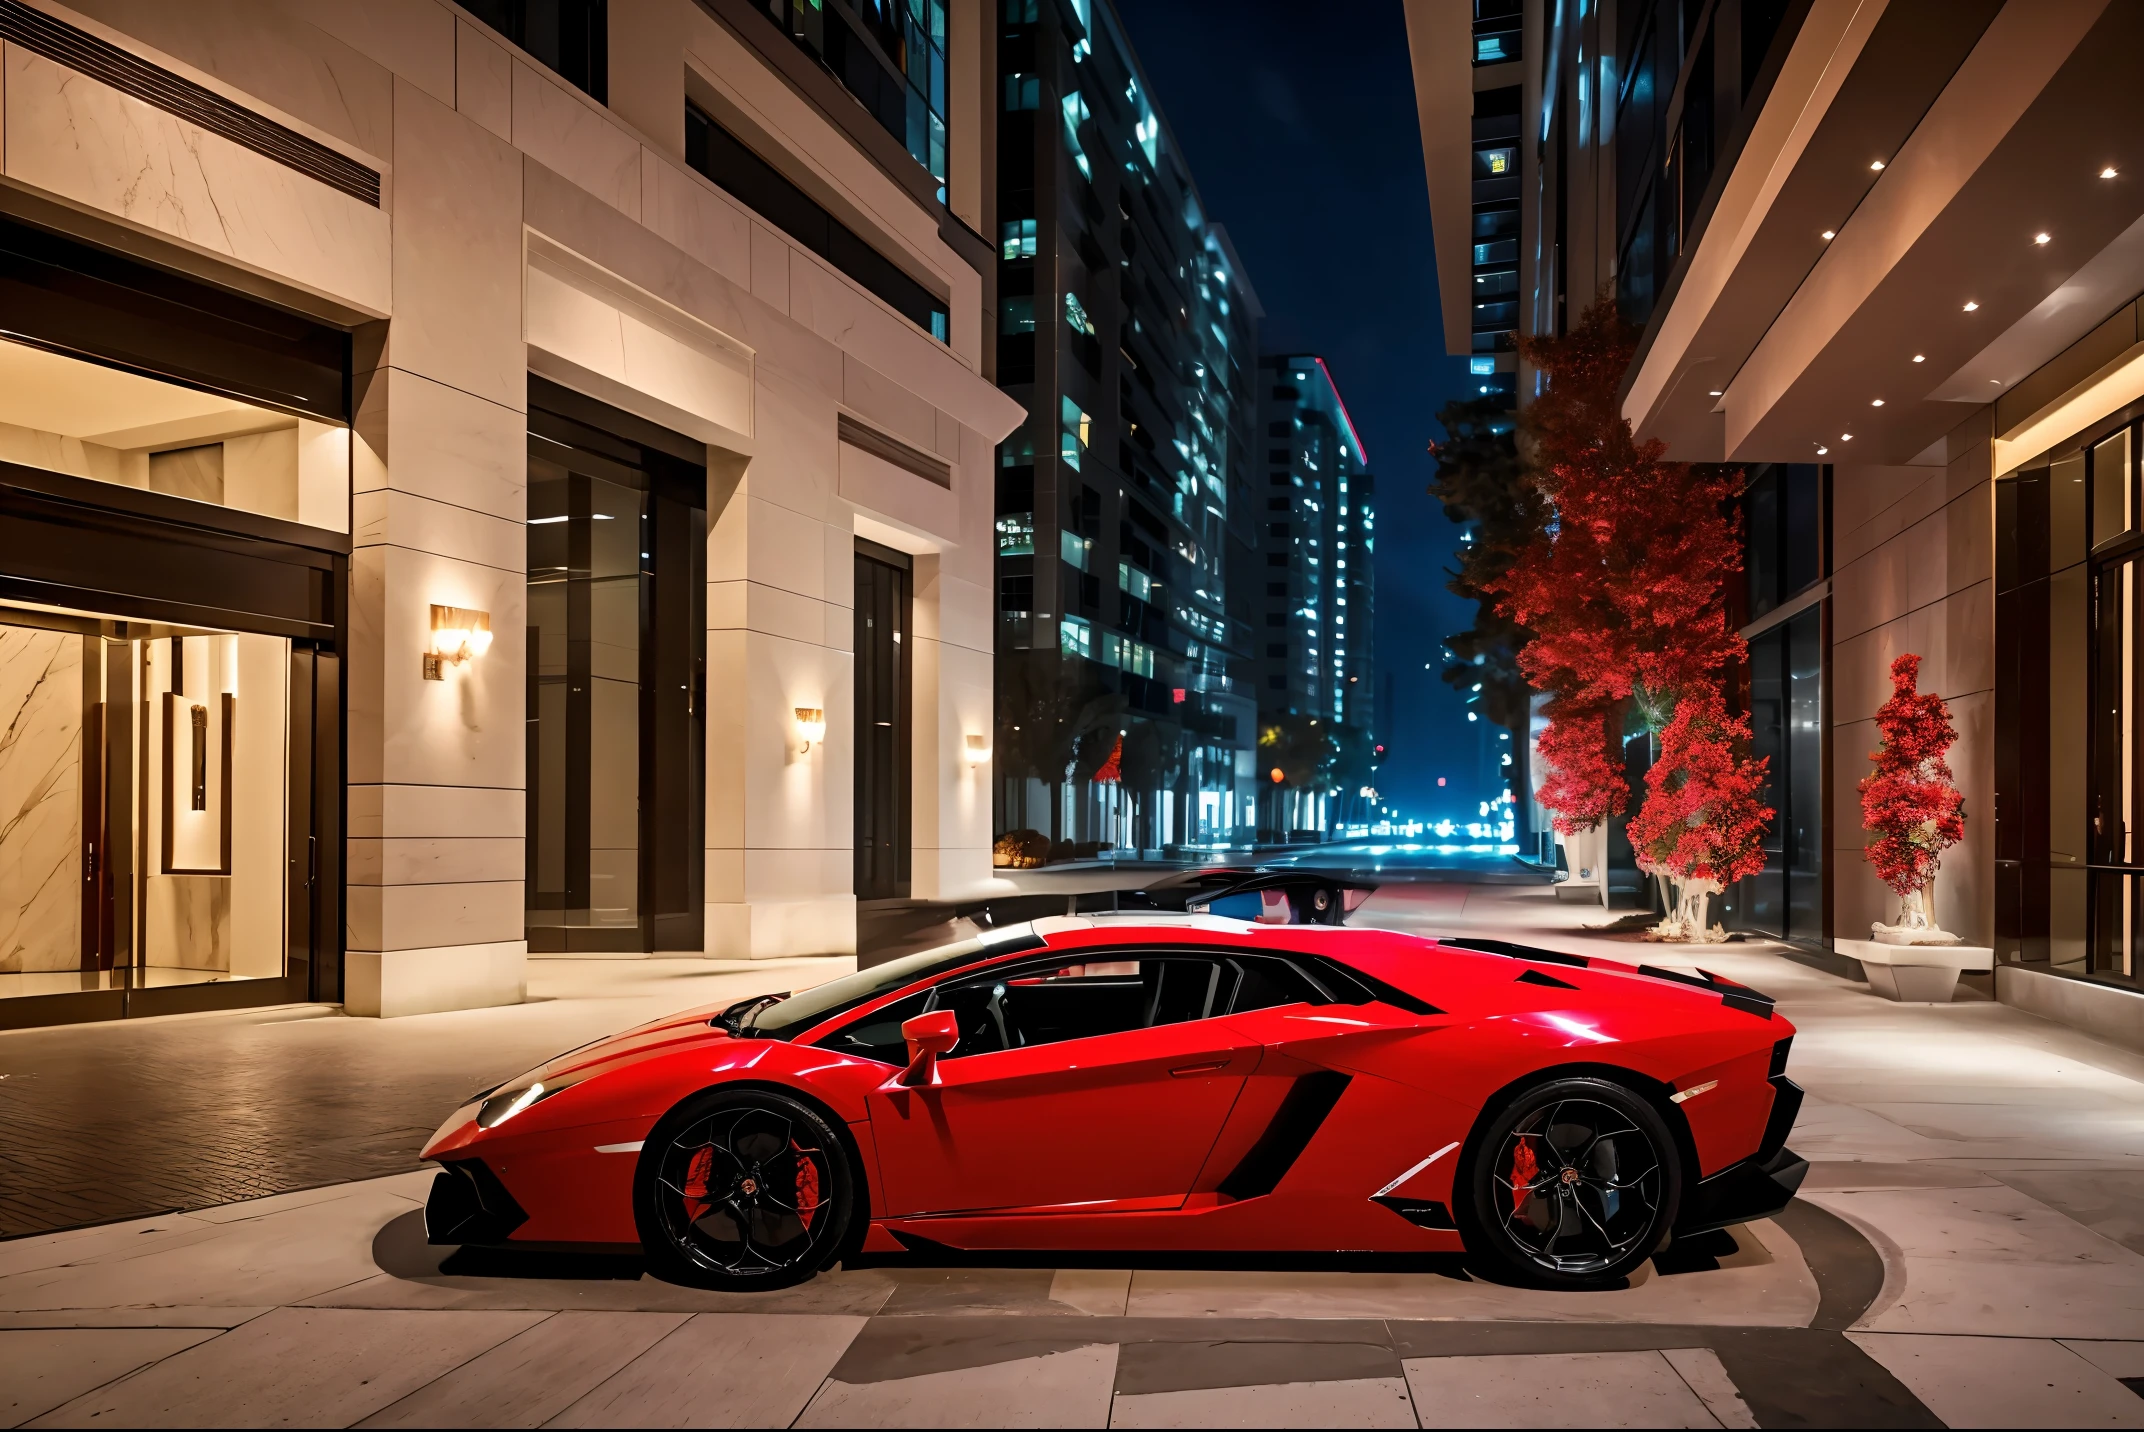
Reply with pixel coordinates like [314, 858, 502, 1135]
[956, 867, 1379, 929]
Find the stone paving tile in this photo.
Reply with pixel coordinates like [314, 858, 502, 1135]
[1847, 1332, 2144, 1429]
[356, 1310, 691, 1428]
[0, 1328, 215, 1426]
[544, 1312, 865, 1428]
[1401, 1350, 1722, 1429]
[796, 1343, 1119, 1429]
[1107, 1376, 1418, 1428]
[28, 1306, 548, 1428]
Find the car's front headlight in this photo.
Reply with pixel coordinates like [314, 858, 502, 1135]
[474, 1073, 585, 1129]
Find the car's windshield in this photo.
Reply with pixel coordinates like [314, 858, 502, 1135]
[738, 926, 1046, 1039]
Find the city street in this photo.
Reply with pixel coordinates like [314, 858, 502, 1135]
[3, 881, 2140, 1428]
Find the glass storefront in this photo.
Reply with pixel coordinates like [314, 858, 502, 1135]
[1999, 414, 2144, 982]
[0, 216, 348, 1026]
[1724, 464, 1827, 945]
[524, 380, 705, 954]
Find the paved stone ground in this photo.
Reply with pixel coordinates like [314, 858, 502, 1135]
[0, 958, 855, 1238]
[3, 882, 2144, 1426]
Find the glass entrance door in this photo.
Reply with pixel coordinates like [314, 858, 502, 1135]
[854, 542, 912, 900]
[523, 383, 705, 954]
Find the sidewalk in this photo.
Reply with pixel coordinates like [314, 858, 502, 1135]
[0, 957, 856, 1240]
[2, 887, 2141, 1426]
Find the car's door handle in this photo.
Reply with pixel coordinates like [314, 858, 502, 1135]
[1169, 1060, 1231, 1078]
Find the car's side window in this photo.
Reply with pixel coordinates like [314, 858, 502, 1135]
[1226, 955, 1332, 1014]
[815, 950, 1306, 1066]
[818, 991, 929, 1064]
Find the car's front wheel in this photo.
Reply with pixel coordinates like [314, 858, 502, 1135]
[634, 1087, 856, 1291]
[1460, 1076, 1681, 1288]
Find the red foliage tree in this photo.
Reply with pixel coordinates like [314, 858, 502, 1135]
[1858, 653, 1965, 900]
[1625, 687, 1773, 889]
[1534, 707, 1626, 836]
[1489, 298, 1746, 834]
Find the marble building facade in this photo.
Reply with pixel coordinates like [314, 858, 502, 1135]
[0, 0, 1019, 1020]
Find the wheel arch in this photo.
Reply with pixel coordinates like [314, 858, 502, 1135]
[639, 1075, 877, 1259]
[1450, 1059, 1702, 1215]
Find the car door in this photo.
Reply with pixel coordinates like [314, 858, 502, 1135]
[852, 951, 1260, 1217]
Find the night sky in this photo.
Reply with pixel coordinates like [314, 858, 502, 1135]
[1114, 0, 1492, 821]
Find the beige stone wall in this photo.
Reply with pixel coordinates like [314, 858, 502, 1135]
[1829, 412, 1996, 945]
[0, 0, 1020, 1009]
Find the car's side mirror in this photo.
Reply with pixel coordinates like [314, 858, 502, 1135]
[899, 1010, 960, 1087]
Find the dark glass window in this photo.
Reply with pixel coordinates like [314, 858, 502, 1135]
[1724, 605, 1822, 945]
[462, 0, 607, 102]
[1744, 464, 1825, 620]
[686, 106, 948, 343]
[757, 0, 950, 192]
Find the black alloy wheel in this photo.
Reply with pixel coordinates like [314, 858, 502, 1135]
[1461, 1076, 1681, 1288]
[634, 1088, 856, 1291]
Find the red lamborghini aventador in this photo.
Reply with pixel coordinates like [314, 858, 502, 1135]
[421, 875, 1805, 1292]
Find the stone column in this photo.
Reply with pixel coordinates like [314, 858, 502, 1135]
[345, 79, 529, 1016]
[705, 371, 857, 958]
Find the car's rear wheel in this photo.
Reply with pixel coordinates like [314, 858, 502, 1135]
[1460, 1076, 1681, 1288]
[634, 1087, 856, 1291]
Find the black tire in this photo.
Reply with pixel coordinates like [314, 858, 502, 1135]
[633, 1086, 857, 1291]
[1459, 1076, 1682, 1288]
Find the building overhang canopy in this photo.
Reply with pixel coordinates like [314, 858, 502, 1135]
[1625, 0, 2144, 470]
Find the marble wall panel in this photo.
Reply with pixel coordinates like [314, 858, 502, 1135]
[454, 18, 512, 142]
[347, 546, 526, 790]
[348, 783, 525, 840]
[354, 369, 527, 518]
[1832, 482, 1995, 644]
[749, 222, 790, 316]
[143, 876, 230, 970]
[511, 59, 641, 220]
[389, 78, 524, 408]
[643, 160, 752, 291]
[2, 46, 392, 315]
[837, 440, 959, 544]
[291, 0, 454, 105]
[524, 257, 752, 437]
[0, 628, 81, 975]
[842, 355, 939, 453]
[64, 0, 393, 159]
[353, 488, 525, 575]
[346, 877, 524, 953]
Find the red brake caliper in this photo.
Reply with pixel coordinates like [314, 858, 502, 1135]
[1510, 1140, 1538, 1216]
[681, 1145, 714, 1222]
[793, 1142, 821, 1229]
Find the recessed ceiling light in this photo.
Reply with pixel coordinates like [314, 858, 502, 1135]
[2035, 233, 2051, 245]
[1913, 354, 1926, 363]
[2103, 166, 2120, 179]
[1817, 445, 1830, 455]
[1821, 230, 1836, 240]
[1963, 301, 1979, 312]
[1872, 399, 1885, 407]
[1708, 390, 1723, 397]
[1870, 159, 1886, 171]
[1842, 434, 1853, 441]
[1990, 378, 2003, 385]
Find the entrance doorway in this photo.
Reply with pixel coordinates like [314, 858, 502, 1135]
[524, 380, 705, 953]
[854, 540, 912, 901]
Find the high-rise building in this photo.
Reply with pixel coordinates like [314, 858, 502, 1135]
[993, 0, 1261, 854]
[1409, 1, 2144, 1042]
[1253, 357, 1376, 731]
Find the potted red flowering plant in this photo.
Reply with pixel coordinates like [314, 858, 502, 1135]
[1624, 688, 1773, 941]
[1859, 654, 1966, 943]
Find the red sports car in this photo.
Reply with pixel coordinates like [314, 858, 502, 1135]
[421, 877, 1805, 1291]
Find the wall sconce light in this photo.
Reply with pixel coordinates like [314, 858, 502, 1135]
[425, 605, 492, 680]
[965, 733, 991, 765]
[794, 707, 826, 752]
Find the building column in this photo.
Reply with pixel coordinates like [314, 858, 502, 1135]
[705, 376, 856, 958]
[346, 80, 529, 1016]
